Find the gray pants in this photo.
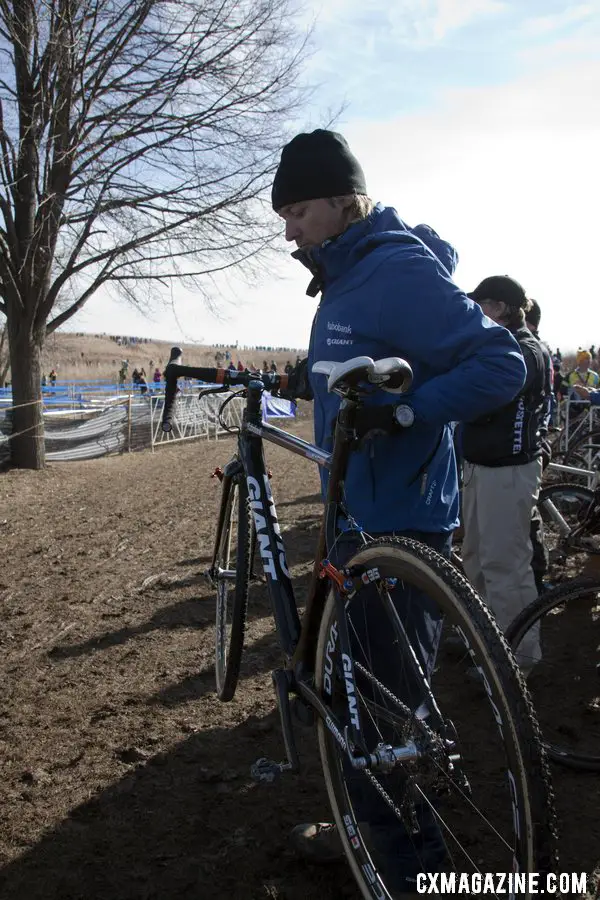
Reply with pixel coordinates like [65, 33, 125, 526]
[461, 458, 542, 670]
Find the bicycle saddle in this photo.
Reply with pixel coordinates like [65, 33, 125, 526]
[312, 356, 413, 395]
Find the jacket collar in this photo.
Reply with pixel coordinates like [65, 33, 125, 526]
[291, 205, 383, 297]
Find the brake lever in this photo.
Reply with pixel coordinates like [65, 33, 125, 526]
[197, 385, 231, 400]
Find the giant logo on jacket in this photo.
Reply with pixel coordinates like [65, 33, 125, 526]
[326, 321, 353, 347]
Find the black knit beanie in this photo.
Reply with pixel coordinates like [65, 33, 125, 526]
[271, 129, 367, 211]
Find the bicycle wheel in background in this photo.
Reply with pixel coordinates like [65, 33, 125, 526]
[543, 450, 596, 486]
[506, 578, 600, 771]
[315, 538, 557, 900]
[214, 474, 254, 701]
[563, 429, 600, 474]
[537, 482, 594, 576]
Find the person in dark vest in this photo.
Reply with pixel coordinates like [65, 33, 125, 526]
[525, 299, 553, 594]
[460, 276, 547, 675]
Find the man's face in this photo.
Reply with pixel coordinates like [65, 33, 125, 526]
[478, 298, 506, 324]
[277, 198, 347, 250]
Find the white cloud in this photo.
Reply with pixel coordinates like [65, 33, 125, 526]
[521, 3, 595, 37]
[421, 0, 508, 43]
[310, 0, 507, 52]
[339, 56, 600, 352]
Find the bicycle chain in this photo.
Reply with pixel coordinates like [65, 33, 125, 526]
[352, 660, 457, 835]
[363, 767, 419, 833]
[353, 659, 434, 742]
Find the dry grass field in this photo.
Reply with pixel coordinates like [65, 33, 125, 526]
[39, 332, 307, 383]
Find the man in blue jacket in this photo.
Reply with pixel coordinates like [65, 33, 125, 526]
[272, 129, 526, 896]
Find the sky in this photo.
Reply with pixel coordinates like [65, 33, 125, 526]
[66, 0, 600, 355]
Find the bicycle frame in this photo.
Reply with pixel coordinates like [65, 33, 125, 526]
[209, 379, 427, 767]
[159, 356, 430, 772]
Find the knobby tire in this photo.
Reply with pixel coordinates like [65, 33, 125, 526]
[314, 538, 557, 900]
[214, 475, 253, 702]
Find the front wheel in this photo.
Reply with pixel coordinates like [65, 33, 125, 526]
[315, 538, 557, 899]
[214, 474, 254, 701]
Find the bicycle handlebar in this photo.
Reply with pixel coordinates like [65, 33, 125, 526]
[161, 346, 289, 432]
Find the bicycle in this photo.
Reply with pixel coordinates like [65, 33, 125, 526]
[563, 428, 600, 474]
[536, 464, 600, 578]
[506, 576, 600, 772]
[162, 348, 557, 898]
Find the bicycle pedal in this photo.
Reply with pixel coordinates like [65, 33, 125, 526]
[250, 757, 286, 784]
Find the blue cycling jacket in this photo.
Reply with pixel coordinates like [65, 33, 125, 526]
[301, 204, 526, 534]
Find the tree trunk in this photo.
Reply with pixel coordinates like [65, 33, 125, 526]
[7, 320, 45, 469]
[0, 327, 9, 384]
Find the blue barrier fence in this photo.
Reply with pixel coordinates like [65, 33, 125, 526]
[0, 386, 295, 462]
[0, 380, 296, 411]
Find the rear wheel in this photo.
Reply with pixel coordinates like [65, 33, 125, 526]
[506, 578, 600, 771]
[214, 475, 253, 701]
[315, 538, 557, 899]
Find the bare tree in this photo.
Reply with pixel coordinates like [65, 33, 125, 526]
[0, 0, 311, 467]
[0, 313, 8, 385]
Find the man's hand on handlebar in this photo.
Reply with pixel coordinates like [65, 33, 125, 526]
[278, 357, 313, 402]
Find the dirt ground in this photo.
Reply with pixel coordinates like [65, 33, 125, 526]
[1, 418, 599, 900]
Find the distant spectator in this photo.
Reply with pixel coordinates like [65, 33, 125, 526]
[228, 361, 236, 371]
[568, 350, 598, 390]
[262, 359, 268, 371]
[138, 368, 148, 395]
[525, 299, 553, 595]
[525, 299, 553, 439]
[237, 359, 244, 371]
[567, 349, 598, 417]
[153, 367, 162, 383]
[590, 344, 597, 362]
[270, 360, 277, 372]
[41, 374, 47, 387]
[49, 368, 57, 386]
[284, 360, 293, 375]
[132, 367, 140, 384]
[552, 359, 566, 408]
[555, 347, 562, 362]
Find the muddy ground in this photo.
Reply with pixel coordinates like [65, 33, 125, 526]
[1, 418, 599, 899]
